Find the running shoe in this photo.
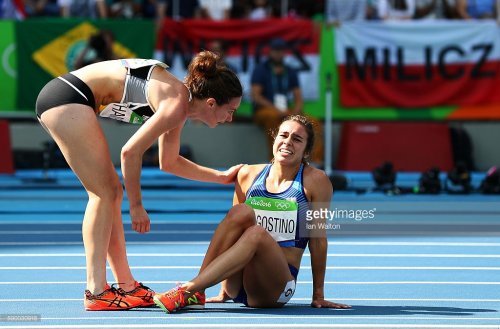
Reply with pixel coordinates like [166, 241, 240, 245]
[153, 286, 189, 313]
[123, 281, 155, 307]
[84, 284, 143, 311]
[184, 291, 205, 309]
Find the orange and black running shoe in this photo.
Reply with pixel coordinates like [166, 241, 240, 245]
[123, 281, 155, 307]
[84, 284, 143, 311]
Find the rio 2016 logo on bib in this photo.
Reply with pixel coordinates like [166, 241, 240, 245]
[245, 197, 298, 242]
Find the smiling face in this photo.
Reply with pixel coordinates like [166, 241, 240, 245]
[204, 96, 241, 128]
[273, 120, 310, 165]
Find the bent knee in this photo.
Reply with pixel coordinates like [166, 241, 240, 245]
[241, 225, 268, 245]
[225, 204, 256, 227]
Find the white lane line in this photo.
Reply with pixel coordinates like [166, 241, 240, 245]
[2, 241, 500, 246]
[1, 266, 500, 270]
[9, 316, 500, 321]
[1, 281, 500, 285]
[330, 242, 500, 246]
[1, 298, 500, 303]
[0, 325, 498, 329]
[1, 253, 500, 258]
[0, 230, 214, 235]
[0, 242, 211, 246]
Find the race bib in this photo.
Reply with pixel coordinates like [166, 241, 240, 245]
[99, 103, 147, 124]
[245, 197, 298, 242]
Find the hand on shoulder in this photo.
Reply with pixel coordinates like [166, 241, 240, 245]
[236, 164, 267, 193]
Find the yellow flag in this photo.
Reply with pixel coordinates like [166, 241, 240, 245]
[33, 22, 136, 77]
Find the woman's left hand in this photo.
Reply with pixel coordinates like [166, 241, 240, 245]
[218, 164, 246, 184]
[311, 298, 351, 309]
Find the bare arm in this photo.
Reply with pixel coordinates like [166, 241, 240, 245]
[158, 125, 242, 184]
[307, 170, 351, 309]
[456, 0, 470, 18]
[155, 1, 166, 31]
[251, 84, 280, 112]
[96, 0, 107, 18]
[291, 87, 303, 114]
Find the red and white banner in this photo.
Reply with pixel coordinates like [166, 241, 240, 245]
[335, 21, 500, 108]
[156, 18, 320, 100]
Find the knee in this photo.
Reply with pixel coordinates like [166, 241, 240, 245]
[241, 225, 267, 246]
[88, 179, 123, 205]
[109, 181, 124, 203]
[225, 204, 256, 228]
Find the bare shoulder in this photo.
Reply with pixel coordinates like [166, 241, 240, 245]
[237, 164, 267, 194]
[149, 69, 190, 118]
[152, 68, 187, 98]
[303, 166, 333, 201]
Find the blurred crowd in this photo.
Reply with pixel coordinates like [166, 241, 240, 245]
[326, 0, 498, 23]
[1, 0, 496, 21]
[0, 0, 323, 20]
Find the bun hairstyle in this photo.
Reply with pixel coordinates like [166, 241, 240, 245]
[185, 51, 243, 105]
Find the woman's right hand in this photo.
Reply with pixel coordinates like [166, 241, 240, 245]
[130, 206, 151, 234]
[218, 164, 246, 184]
[206, 289, 231, 303]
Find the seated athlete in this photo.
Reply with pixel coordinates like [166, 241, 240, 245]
[153, 115, 351, 312]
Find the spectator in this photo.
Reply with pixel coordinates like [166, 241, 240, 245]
[155, 0, 199, 21]
[25, 0, 59, 16]
[249, 0, 271, 19]
[230, 0, 250, 18]
[251, 38, 324, 165]
[207, 39, 238, 73]
[456, 0, 495, 19]
[366, 0, 380, 19]
[151, 0, 198, 32]
[108, 0, 142, 17]
[292, 0, 324, 19]
[0, 0, 26, 18]
[378, 0, 416, 20]
[74, 30, 117, 70]
[414, 0, 457, 19]
[198, 0, 231, 20]
[58, 0, 107, 17]
[325, 0, 367, 26]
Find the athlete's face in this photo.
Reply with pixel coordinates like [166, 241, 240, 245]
[205, 97, 241, 128]
[273, 121, 309, 165]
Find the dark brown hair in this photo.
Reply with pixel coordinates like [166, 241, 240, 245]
[272, 115, 316, 164]
[185, 51, 243, 105]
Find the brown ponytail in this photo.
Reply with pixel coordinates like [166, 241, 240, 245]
[185, 51, 243, 105]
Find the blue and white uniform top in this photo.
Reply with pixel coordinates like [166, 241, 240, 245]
[246, 163, 310, 249]
[98, 59, 169, 124]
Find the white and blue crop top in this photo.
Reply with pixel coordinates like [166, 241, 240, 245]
[98, 59, 168, 124]
[246, 163, 310, 249]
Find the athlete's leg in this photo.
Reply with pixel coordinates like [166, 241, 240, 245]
[40, 105, 124, 295]
[196, 204, 255, 297]
[107, 196, 136, 291]
[199, 204, 255, 271]
[183, 225, 293, 307]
